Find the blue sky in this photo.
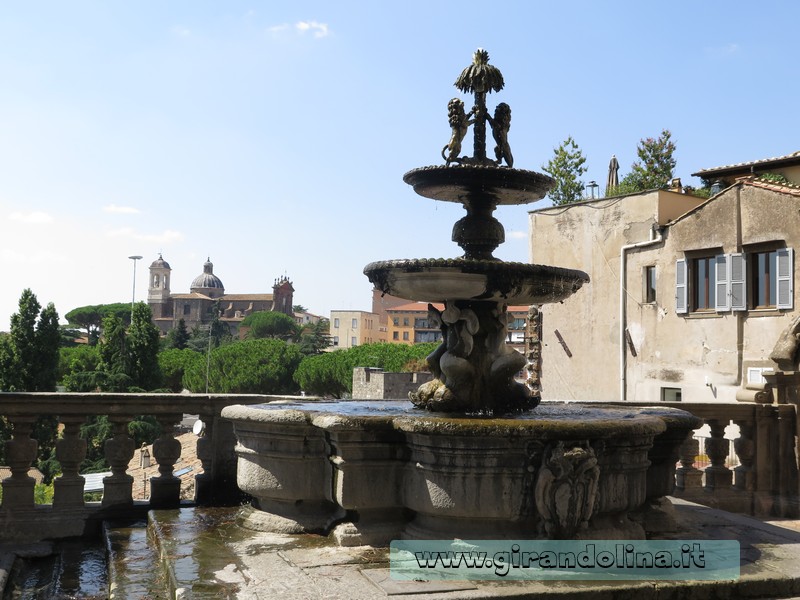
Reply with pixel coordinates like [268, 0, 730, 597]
[2, 2, 799, 330]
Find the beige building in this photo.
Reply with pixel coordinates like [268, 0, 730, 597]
[530, 162, 800, 404]
[384, 301, 530, 351]
[329, 310, 386, 349]
[148, 255, 294, 336]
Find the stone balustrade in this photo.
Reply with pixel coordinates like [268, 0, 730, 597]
[0, 392, 295, 542]
[607, 401, 799, 518]
[1, 393, 797, 542]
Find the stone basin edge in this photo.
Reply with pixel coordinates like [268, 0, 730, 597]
[221, 402, 671, 438]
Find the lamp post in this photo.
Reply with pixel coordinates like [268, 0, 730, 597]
[128, 255, 143, 323]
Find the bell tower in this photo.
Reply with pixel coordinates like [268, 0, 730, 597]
[148, 254, 172, 318]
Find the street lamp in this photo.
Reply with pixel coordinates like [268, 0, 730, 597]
[586, 181, 599, 200]
[128, 255, 143, 323]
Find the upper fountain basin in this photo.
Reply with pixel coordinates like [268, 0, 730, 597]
[364, 257, 589, 304]
[403, 164, 554, 205]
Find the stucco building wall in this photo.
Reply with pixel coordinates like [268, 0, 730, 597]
[530, 184, 798, 403]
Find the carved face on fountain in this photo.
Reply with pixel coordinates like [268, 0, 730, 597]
[363, 49, 590, 414]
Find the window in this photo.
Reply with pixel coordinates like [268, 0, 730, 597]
[393, 331, 399, 340]
[403, 317, 409, 326]
[693, 256, 716, 311]
[334, 318, 340, 328]
[750, 249, 793, 309]
[352, 318, 358, 329]
[676, 247, 792, 314]
[402, 331, 409, 341]
[661, 387, 682, 402]
[332, 336, 339, 346]
[393, 317, 399, 326]
[351, 336, 357, 346]
[183, 304, 191, 315]
[644, 266, 656, 303]
[510, 317, 526, 330]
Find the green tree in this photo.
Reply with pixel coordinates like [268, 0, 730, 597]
[294, 352, 350, 398]
[542, 136, 588, 206]
[33, 302, 61, 392]
[298, 319, 331, 355]
[182, 338, 302, 394]
[187, 302, 231, 352]
[164, 318, 190, 350]
[65, 302, 132, 345]
[59, 345, 102, 391]
[292, 304, 307, 313]
[241, 311, 300, 341]
[0, 289, 61, 392]
[620, 129, 677, 191]
[99, 314, 127, 377]
[294, 342, 438, 398]
[0, 290, 62, 480]
[158, 348, 203, 392]
[127, 303, 162, 390]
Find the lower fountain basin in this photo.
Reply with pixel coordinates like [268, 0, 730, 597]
[221, 401, 700, 545]
[364, 258, 589, 304]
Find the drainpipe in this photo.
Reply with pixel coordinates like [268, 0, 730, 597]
[620, 224, 664, 401]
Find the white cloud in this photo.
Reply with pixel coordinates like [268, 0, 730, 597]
[507, 231, 527, 240]
[704, 43, 739, 59]
[268, 23, 290, 34]
[105, 228, 184, 244]
[172, 25, 191, 37]
[0, 247, 67, 264]
[9, 210, 54, 224]
[296, 21, 329, 38]
[103, 204, 140, 214]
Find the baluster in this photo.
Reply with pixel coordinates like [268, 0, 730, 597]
[675, 436, 702, 490]
[2, 417, 38, 509]
[704, 419, 733, 491]
[150, 415, 182, 508]
[733, 421, 755, 492]
[53, 417, 87, 507]
[102, 417, 135, 507]
[194, 414, 214, 505]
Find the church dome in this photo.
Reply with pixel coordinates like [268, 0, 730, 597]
[150, 254, 171, 269]
[190, 258, 224, 292]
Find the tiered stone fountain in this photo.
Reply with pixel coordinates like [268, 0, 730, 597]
[221, 50, 700, 545]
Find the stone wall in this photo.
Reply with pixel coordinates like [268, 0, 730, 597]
[352, 367, 433, 400]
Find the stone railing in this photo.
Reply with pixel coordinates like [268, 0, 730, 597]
[604, 401, 799, 518]
[0, 392, 298, 542]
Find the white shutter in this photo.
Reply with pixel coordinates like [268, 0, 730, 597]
[730, 253, 747, 311]
[715, 254, 730, 311]
[676, 259, 687, 314]
[777, 248, 793, 309]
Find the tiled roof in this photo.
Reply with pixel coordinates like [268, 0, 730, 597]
[692, 151, 800, 177]
[220, 294, 274, 301]
[739, 175, 800, 197]
[170, 293, 212, 300]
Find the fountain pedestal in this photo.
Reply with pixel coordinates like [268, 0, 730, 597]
[222, 402, 700, 544]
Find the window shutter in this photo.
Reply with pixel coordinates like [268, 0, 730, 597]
[675, 259, 687, 314]
[715, 254, 730, 311]
[777, 248, 794, 309]
[730, 253, 747, 311]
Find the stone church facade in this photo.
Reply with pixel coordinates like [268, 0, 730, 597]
[147, 255, 294, 336]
